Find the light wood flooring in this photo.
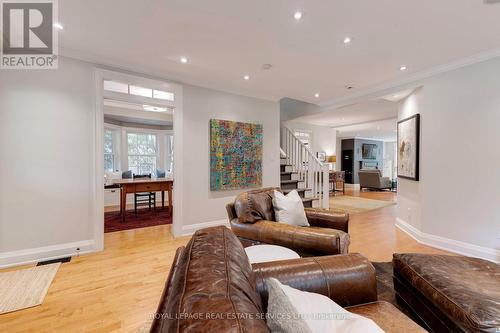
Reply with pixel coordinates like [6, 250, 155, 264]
[0, 189, 449, 332]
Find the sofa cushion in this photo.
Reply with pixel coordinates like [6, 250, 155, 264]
[347, 301, 426, 333]
[234, 187, 278, 223]
[393, 253, 500, 333]
[273, 190, 309, 227]
[152, 226, 268, 333]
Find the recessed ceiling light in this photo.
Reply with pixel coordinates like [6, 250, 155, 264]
[143, 105, 167, 112]
[399, 65, 407, 71]
[314, 93, 319, 98]
[243, 75, 250, 80]
[342, 118, 346, 121]
[53, 22, 63, 30]
[345, 85, 354, 90]
[294, 11, 302, 20]
[343, 37, 351, 44]
[180, 57, 188, 64]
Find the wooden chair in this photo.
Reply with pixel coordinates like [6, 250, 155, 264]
[133, 173, 156, 214]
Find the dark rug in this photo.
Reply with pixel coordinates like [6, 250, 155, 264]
[372, 261, 418, 322]
[104, 207, 172, 233]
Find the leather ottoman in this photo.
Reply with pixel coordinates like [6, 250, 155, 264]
[393, 253, 500, 333]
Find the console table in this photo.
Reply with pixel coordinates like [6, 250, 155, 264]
[112, 178, 173, 222]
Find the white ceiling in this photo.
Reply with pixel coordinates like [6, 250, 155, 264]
[293, 99, 398, 127]
[60, 0, 500, 103]
[336, 118, 398, 142]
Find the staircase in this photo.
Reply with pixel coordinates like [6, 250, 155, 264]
[280, 127, 330, 209]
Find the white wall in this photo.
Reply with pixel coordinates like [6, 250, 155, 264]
[181, 85, 280, 234]
[0, 58, 96, 266]
[283, 120, 337, 158]
[0, 57, 281, 266]
[397, 58, 500, 261]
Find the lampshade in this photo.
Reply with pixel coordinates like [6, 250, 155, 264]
[327, 155, 337, 163]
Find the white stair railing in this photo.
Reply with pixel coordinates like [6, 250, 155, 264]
[281, 126, 330, 209]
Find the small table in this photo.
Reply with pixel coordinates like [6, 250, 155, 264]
[112, 178, 173, 222]
[245, 245, 300, 264]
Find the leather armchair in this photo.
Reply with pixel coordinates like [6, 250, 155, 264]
[358, 169, 392, 191]
[226, 187, 350, 256]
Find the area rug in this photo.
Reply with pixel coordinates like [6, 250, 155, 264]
[0, 263, 60, 314]
[105, 207, 172, 233]
[329, 195, 395, 214]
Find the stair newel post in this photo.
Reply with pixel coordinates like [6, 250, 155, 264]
[322, 165, 329, 209]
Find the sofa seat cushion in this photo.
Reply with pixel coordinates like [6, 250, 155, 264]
[347, 301, 426, 333]
[152, 226, 269, 333]
[393, 253, 500, 332]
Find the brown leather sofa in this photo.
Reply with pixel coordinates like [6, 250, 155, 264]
[359, 169, 392, 191]
[151, 226, 425, 333]
[393, 253, 500, 333]
[226, 187, 350, 256]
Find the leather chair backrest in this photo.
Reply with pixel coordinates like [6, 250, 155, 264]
[151, 226, 268, 333]
[233, 187, 280, 223]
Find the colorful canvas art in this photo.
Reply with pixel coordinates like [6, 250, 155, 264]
[210, 119, 263, 191]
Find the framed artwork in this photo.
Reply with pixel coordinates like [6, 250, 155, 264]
[316, 152, 326, 162]
[210, 119, 263, 191]
[397, 114, 420, 181]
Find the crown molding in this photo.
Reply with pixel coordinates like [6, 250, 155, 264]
[319, 47, 500, 110]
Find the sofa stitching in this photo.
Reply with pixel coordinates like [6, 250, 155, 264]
[222, 227, 244, 333]
[312, 257, 331, 299]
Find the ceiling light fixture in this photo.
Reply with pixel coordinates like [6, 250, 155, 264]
[243, 75, 250, 80]
[294, 11, 303, 20]
[143, 105, 168, 112]
[343, 37, 351, 44]
[180, 57, 188, 64]
[399, 65, 407, 71]
[314, 93, 319, 98]
[53, 22, 63, 30]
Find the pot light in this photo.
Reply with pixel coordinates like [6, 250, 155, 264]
[399, 65, 407, 71]
[53, 22, 63, 30]
[143, 105, 168, 112]
[243, 75, 250, 80]
[180, 57, 188, 64]
[294, 11, 302, 20]
[343, 37, 351, 44]
[314, 93, 319, 98]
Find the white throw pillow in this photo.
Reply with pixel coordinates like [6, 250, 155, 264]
[266, 278, 385, 333]
[273, 190, 309, 227]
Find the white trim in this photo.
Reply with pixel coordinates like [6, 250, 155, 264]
[181, 220, 230, 237]
[0, 240, 95, 269]
[93, 69, 184, 245]
[396, 218, 500, 263]
[320, 48, 500, 110]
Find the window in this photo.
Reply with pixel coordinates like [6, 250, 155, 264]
[153, 89, 174, 101]
[103, 80, 128, 94]
[103, 80, 175, 102]
[104, 129, 115, 171]
[127, 133, 158, 175]
[165, 134, 174, 173]
[129, 85, 153, 98]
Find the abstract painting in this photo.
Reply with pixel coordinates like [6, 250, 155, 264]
[210, 119, 263, 191]
[397, 114, 420, 181]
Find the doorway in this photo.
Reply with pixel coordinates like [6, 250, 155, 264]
[92, 69, 183, 250]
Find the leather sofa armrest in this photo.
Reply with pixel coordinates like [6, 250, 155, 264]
[253, 253, 378, 310]
[230, 219, 346, 255]
[305, 208, 349, 233]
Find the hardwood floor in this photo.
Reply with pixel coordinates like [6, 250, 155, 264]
[0, 189, 449, 332]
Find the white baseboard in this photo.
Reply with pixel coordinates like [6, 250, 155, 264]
[0, 240, 97, 269]
[181, 219, 230, 236]
[395, 218, 500, 263]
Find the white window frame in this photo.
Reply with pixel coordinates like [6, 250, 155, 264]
[126, 130, 159, 175]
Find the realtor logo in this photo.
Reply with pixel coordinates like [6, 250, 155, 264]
[1, 0, 58, 69]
